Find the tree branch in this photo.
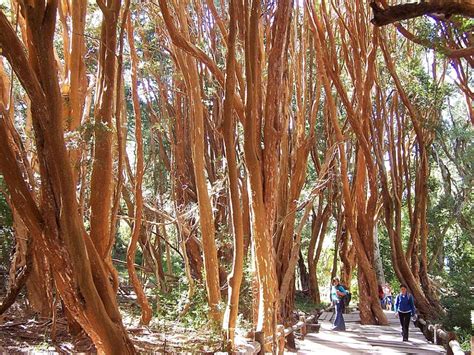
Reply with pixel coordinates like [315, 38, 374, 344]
[370, 1, 474, 27]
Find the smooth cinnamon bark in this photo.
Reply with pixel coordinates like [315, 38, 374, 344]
[307, 0, 387, 325]
[159, 0, 222, 323]
[64, 0, 87, 179]
[90, 0, 121, 259]
[0, 5, 135, 352]
[126, 12, 152, 325]
[243, 0, 278, 343]
[379, 35, 443, 316]
[222, 0, 244, 347]
[370, 1, 474, 27]
[108, 0, 130, 294]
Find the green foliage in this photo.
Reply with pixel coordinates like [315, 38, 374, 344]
[0, 178, 12, 228]
[410, 16, 473, 59]
[316, 242, 337, 303]
[237, 260, 258, 322]
[377, 225, 400, 290]
[112, 220, 143, 267]
[421, 83, 474, 350]
[295, 291, 329, 314]
[402, 58, 450, 122]
[155, 280, 217, 331]
[0, 177, 13, 271]
[436, 239, 474, 351]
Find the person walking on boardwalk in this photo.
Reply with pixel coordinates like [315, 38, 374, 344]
[395, 284, 416, 341]
[383, 283, 393, 311]
[331, 277, 348, 331]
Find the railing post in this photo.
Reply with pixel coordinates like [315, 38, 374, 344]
[428, 323, 435, 342]
[413, 317, 464, 355]
[433, 324, 441, 345]
[300, 315, 307, 340]
[446, 331, 457, 355]
[277, 324, 285, 355]
[255, 330, 264, 355]
[423, 321, 432, 342]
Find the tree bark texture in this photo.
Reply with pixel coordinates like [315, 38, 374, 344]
[89, 0, 121, 259]
[221, 0, 245, 347]
[379, 34, 444, 317]
[0, 4, 135, 352]
[243, 0, 278, 343]
[126, 12, 152, 325]
[370, 1, 474, 27]
[159, 0, 222, 323]
[307, 0, 388, 325]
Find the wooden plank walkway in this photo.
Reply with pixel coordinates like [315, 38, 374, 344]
[293, 310, 446, 354]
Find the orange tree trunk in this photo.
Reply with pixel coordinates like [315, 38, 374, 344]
[221, 0, 245, 347]
[307, 2, 387, 324]
[158, 0, 222, 323]
[243, 0, 278, 342]
[378, 35, 443, 316]
[125, 12, 152, 325]
[0, 5, 135, 353]
[89, 1, 121, 259]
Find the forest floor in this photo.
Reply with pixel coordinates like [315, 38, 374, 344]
[0, 278, 319, 353]
[0, 292, 222, 353]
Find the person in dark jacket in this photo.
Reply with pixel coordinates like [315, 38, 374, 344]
[378, 284, 385, 307]
[330, 277, 348, 331]
[395, 284, 416, 341]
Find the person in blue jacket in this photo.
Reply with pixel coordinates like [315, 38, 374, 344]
[395, 284, 416, 341]
[331, 277, 348, 331]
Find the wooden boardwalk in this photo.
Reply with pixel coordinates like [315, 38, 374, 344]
[293, 310, 446, 354]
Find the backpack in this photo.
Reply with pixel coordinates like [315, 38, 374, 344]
[343, 291, 352, 307]
[338, 285, 351, 307]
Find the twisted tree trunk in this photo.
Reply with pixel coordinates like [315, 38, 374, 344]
[222, 0, 245, 347]
[126, 12, 152, 325]
[0, 5, 135, 352]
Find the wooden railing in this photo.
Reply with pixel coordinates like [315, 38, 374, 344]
[239, 310, 468, 354]
[415, 317, 466, 355]
[249, 314, 319, 354]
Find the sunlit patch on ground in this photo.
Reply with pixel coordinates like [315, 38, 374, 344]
[0, 295, 222, 353]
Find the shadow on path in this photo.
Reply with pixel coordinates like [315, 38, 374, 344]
[293, 310, 446, 354]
